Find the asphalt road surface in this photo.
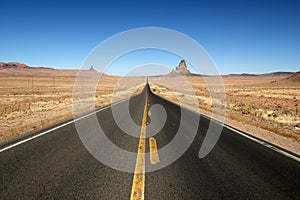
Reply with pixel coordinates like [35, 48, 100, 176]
[1, 85, 300, 199]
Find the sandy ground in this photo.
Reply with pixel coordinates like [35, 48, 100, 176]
[149, 76, 300, 155]
[0, 76, 145, 144]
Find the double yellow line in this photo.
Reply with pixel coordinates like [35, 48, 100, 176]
[130, 90, 160, 200]
[130, 91, 148, 200]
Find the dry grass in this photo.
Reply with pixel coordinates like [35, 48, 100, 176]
[0, 76, 145, 144]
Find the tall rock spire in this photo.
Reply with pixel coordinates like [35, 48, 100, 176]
[168, 60, 191, 76]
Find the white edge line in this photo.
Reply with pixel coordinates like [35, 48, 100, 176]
[199, 109, 300, 163]
[0, 98, 129, 153]
[151, 91, 300, 163]
[223, 125, 300, 163]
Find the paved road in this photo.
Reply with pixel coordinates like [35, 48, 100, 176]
[1, 85, 300, 199]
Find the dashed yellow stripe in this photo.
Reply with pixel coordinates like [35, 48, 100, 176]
[149, 137, 160, 165]
[130, 92, 148, 200]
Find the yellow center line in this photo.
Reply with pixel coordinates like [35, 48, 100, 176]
[149, 137, 160, 165]
[130, 91, 148, 200]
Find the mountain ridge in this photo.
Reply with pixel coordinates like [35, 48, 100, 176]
[0, 61, 296, 78]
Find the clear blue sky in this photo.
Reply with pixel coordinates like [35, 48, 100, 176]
[1, 0, 299, 75]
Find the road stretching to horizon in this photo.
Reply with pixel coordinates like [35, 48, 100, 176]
[1, 84, 300, 199]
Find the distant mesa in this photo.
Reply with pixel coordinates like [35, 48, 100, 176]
[0, 62, 104, 77]
[227, 72, 294, 77]
[0, 62, 53, 70]
[264, 71, 294, 76]
[0, 62, 29, 69]
[227, 73, 258, 77]
[168, 60, 192, 76]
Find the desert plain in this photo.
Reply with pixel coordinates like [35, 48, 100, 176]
[0, 63, 299, 155]
[0, 71, 145, 144]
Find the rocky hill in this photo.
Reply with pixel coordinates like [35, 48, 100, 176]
[282, 71, 300, 82]
[167, 60, 191, 76]
[0, 62, 31, 69]
[0, 62, 103, 77]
